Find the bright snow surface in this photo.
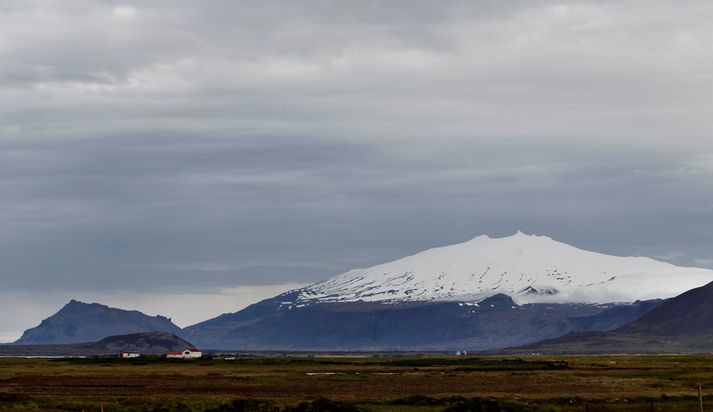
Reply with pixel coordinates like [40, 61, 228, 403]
[296, 232, 713, 304]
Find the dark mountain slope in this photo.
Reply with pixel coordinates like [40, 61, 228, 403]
[185, 290, 302, 343]
[570, 299, 663, 332]
[184, 294, 659, 351]
[617, 281, 713, 335]
[517, 280, 713, 354]
[15, 300, 184, 344]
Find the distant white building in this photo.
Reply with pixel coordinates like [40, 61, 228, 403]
[119, 352, 140, 358]
[166, 348, 202, 359]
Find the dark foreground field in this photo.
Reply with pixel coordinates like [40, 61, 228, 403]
[1, 355, 712, 411]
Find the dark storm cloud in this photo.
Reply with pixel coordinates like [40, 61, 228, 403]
[1, 0, 712, 337]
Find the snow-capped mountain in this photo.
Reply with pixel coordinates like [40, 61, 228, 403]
[184, 232, 713, 350]
[296, 231, 713, 305]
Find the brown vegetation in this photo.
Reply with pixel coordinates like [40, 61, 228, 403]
[1, 355, 712, 411]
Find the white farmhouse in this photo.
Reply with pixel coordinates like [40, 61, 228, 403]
[166, 348, 202, 359]
[119, 352, 140, 358]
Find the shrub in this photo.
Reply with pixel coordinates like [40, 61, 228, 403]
[206, 399, 280, 412]
[288, 397, 362, 412]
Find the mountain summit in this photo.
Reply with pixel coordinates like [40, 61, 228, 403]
[296, 232, 713, 304]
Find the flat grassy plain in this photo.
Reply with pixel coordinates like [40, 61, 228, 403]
[1, 355, 713, 411]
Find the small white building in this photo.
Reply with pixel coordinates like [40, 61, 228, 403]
[166, 348, 202, 359]
[119, 352, 140, 358]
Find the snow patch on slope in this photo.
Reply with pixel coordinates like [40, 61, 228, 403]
[296, 232, 713, 304]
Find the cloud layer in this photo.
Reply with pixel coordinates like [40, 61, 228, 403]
[1, 0, 712, 339]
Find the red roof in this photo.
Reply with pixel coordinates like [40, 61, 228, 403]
[188, 348, 200, 352]
[167, 351, 182, 355]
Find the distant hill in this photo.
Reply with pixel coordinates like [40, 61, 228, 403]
[516, 281, 713, 354]
[0, 332, 193, 356]
[15, 300, 184, 344]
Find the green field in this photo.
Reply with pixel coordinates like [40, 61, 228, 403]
[1, 355, 712, 411]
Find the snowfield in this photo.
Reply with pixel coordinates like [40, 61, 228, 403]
[296, 232, 713, 305]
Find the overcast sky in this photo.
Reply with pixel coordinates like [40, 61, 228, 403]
[1, 0, 712, 341]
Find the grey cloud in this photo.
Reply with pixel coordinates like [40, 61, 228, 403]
[1, 134, 712, 295]
[0, 1, 712, 304]
[1, 1, 711, 142]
